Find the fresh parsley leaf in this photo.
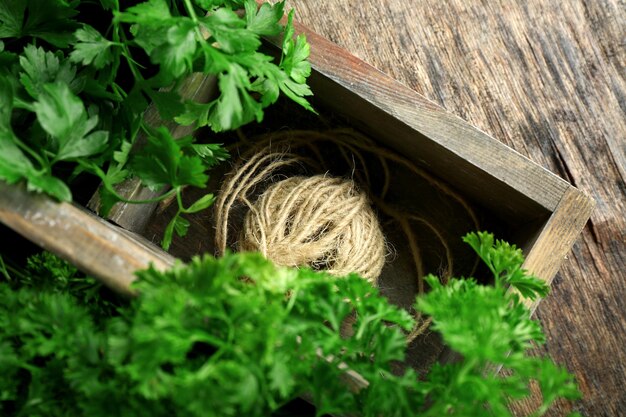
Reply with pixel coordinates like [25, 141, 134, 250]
[162, 189, 217, 250]
[161, 213, 190, 250]
[0, 0, 80, 47]
[244, 0, 285, 36]
[184, 193, 215, 213]
[0, 139, 32, 185]
[212, 64, 264, 130]
[239, 11, 314, 113]
[131, 127, 208, 189]
[0, 41, 19, 75]
[114, 0, 179, 79]
[505, 267, 550, 299]
[33, 82, 108, 161]
[464, 231, 549, 298]
[99, 0, 118, 11]
[0, 1, 23, 38]
[0, 76, 72, 201]
[201, 8, 260, 54]
[114, 0, 172, 25]
[281, 12, 311, 85]
[0, 125, 37, 185]
[70, 25, 116, 69]
[276, 11, 314, 110]
[173, 215, 190, 236]
[0, 74, 18, 132]
[146, 89, 186, 121]
[190, 143, 229, 167]
[151, 19, 198, 79]
[84, 138, 132, 216]
[195, 0, 245, 10]
[19, 44, 81, 98]
[25, 173, 73, 201]
[110, 140, 132, 183]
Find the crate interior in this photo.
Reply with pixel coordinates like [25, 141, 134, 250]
[137, 90, 551, 375]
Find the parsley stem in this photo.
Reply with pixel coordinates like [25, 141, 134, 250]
[176, 187, 185, 211]
[0, 255, 10, 281]
[0, 256, 29, 282]
[182, 0, 200, 24]
[15, 140, 47, 170]
[117, 29, 145, 84]
[104, 185, 178, 205]
[111, 82, 127, 100]
[182, 0, 209, 48]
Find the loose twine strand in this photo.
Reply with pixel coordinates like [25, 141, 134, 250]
[214, 128, 479, 343]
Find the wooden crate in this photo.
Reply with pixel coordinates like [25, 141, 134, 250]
[0, 18, 593, 376]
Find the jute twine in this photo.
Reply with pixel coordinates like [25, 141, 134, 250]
[239, 175, 386, 283]
[214, 128, 479, 343]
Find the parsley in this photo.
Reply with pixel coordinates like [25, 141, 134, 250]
[417, 232, 579, 416]
[0, 0, 313, 248]
[0, 233, 581, 416]
[0, 0, 80, 48]
[69, 25, 116, 69]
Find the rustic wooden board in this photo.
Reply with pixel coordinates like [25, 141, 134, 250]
[288, 0, 626, 415]
[521, 187, 595, 313]
[0, 182, 175, 296]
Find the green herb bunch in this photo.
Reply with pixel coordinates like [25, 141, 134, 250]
[0, 0, 313, 248]
[0, 232, 580, 416]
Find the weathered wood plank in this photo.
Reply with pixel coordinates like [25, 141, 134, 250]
[0, 182, 175, 296]
[520, 186, 595, 314]
[288, 0, 626, 415]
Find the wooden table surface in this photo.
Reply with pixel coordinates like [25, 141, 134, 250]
[292, 1, 626, 416]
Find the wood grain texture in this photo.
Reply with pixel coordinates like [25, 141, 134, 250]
[0, 182, 175, 296]
[289, 0, 625, 415]
[520, 187, 595, 314]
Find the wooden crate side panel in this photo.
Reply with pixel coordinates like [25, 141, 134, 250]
[519, 186, 595, 313]
[0, 182, 175, 296]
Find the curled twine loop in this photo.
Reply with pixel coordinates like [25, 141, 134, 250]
[214, 128, 480, 343]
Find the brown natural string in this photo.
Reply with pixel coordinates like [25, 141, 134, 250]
[239, 175, 386, 283]
[214, 128, 479, 343]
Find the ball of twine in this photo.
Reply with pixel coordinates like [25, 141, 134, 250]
[238, 175, 386, 283]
